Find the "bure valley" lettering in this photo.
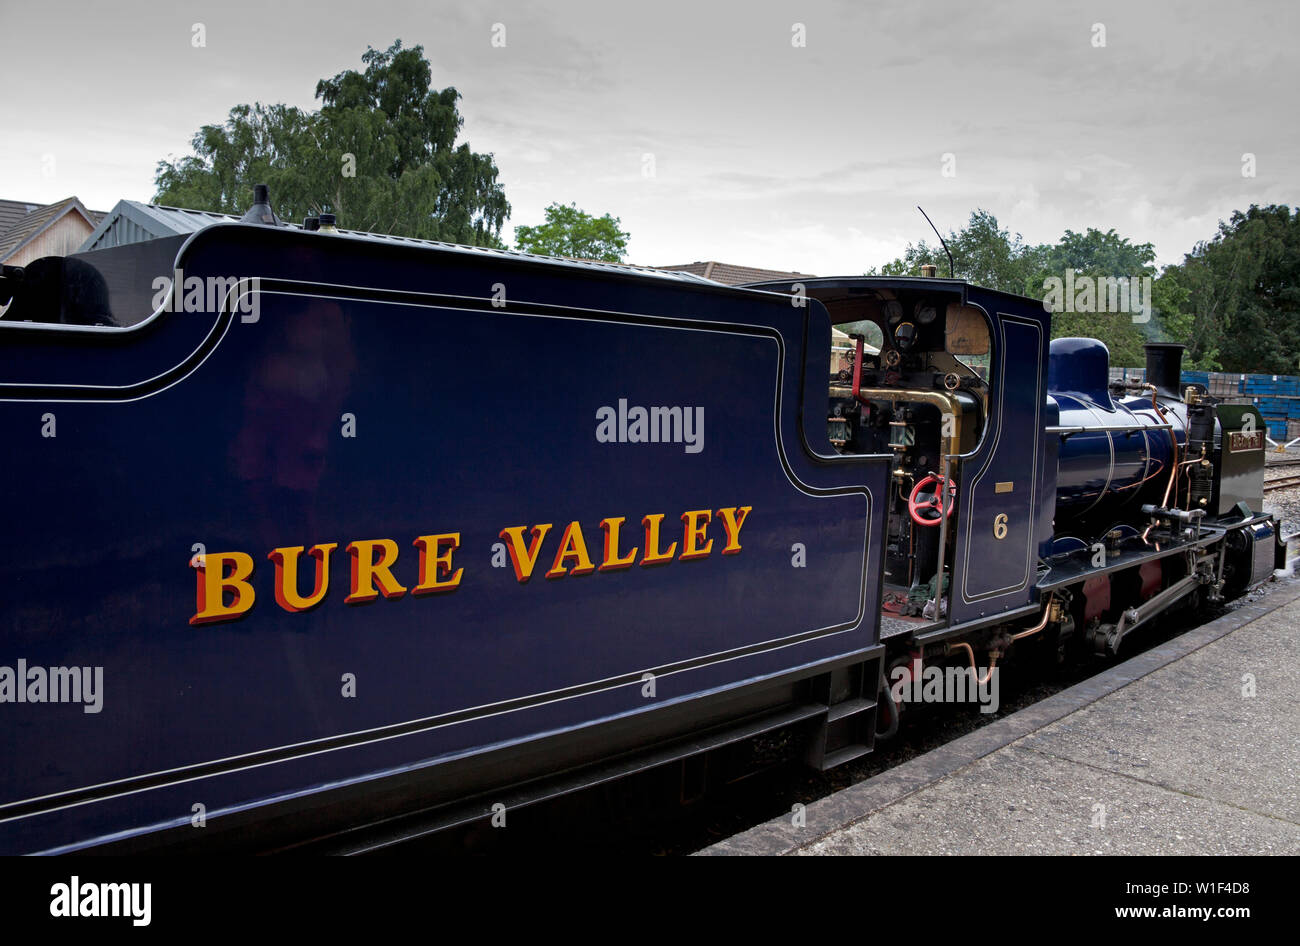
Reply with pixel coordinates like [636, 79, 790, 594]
[190, 505, 752, 626]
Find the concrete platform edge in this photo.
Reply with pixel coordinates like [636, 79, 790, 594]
[698, 578, 1300, 856]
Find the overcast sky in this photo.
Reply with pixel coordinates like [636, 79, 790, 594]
[1, 0, 1296, 272]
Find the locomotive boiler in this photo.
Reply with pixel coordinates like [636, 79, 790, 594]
[1048, 337, 1187, 527]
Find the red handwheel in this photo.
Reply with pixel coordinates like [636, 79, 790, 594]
[908, 474, 957, 526]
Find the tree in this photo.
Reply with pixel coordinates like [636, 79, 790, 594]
[1032, 227, 1158, 368]
[1040, 227, 1155, 277]
[514, 203, 630, 262]
[1148, 264, 1215, 369]
[154, 40, 510, 247]
[1167, 205, 1300, 374]
[871, 209, 1046, 297]
[872, 212, 1199, 368]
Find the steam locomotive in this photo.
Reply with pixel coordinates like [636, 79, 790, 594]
[799, 280, 1280, 736]
[0, 191, 1282, 853]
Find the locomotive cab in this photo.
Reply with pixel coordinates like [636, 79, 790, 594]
[748, 274, 1059, 646]
[765, 278, 998, 634]
[830, 294, 992, 628]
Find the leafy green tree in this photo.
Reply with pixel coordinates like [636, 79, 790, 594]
[514, 202, 630, 262]
[873, 213, 1202, 367]
[873, 210, 1048, 296]
[1032, 227, 1158, 367]
[1169, 205, 1300, 374]
[1149, 265, 1217, 369]
[874, 205, 1300, 373]
[154, 40, 509, 247]
[1039, 227, 1155, 276]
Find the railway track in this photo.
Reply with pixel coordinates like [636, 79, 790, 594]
[1265, 473, 1300, 492]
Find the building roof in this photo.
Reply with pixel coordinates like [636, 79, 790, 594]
[652, 260, 812, 286]
[0, 199, 42, 236]
[76, 199, 720, 286]
[79, 200, 242, 252]
[0, 199, 105, 238]
[0, 197, 100, 263]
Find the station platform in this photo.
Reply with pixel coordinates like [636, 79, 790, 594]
[703, 578, 1300, 856]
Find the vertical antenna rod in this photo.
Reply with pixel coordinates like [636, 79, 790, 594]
[917, 206, 954, 278]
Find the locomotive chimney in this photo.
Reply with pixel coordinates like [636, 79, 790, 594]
[1144, 342, 1185, 400]
[240, 183, 282, 227]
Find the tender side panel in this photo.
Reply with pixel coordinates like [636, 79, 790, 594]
[0, 228, 885, 852]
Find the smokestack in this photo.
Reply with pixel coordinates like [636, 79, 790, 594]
[1144, 342, 1185, 400]
[240, 184, 282, 227]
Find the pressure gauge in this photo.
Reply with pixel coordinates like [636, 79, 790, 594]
[894, 321, 916, 351]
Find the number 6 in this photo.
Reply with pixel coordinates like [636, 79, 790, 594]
[993, 514, 1008, 540]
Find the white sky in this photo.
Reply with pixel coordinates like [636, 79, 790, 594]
[1, 0, 1296, 272]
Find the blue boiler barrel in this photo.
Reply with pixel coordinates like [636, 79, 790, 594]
[1047, 338, 1186, 525]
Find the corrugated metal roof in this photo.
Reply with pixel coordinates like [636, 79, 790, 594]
[652, 260, 812, 285]
[79, 200, 241, 252]
[77, 199, 717, 285]
[132, 202, 240, 234]
[330, 227, 717, 282]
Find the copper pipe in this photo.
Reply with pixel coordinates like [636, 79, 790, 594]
[947, 641, 998, 685]
[1105, 459, 1170, 495]
[1160, 432, 1179, 507]
[1120, 383, 1177, 522]
[1145, 440, 1200, 543]
[1144, 434, 1178, 544]
[1135, 383, 1179, 509]
[1010, 596, 1054, 641]
[947, 598, 1052, 685]
[1175, 448, 1204, 509]
[895, 471, 915, 504]
[854, 386, 966, 462]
